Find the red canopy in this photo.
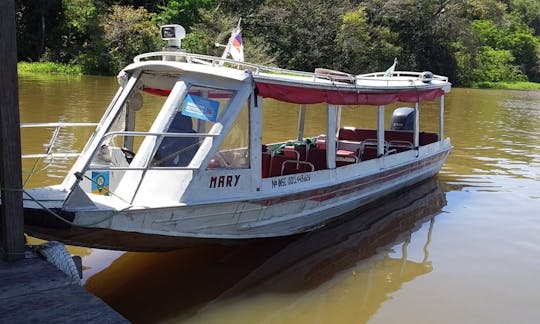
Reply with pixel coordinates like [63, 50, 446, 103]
[143, 81, 445, 105]
[255, 82, 444, 105]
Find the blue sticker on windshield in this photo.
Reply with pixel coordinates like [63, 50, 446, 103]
[181, 94, 219, 122]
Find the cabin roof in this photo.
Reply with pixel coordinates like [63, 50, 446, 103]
[253, 71, 450, 105]
[121, 60, 251, 82]
[125, 52, 452, 106]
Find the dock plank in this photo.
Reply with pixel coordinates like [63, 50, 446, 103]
[0, 258, 74, 299]
[0, 258, 127, 323]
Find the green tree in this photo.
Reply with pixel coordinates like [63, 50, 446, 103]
[80, 5, 160, 74]
[157, 0, 214, 30]
[13, 0, 540, 84]
[252, 0, 354, 71]
[184, 8, 276, 65]
[60, 0, 97, 63]
[183, 10, 240, 57]
[459, 0, 508, 22]
[374, 0, 465, 75]
[334, 7, 401, 74]
[470, 47, 526, 82]
[510, 0, 540, 35]
[15, 0, 64, 62]
[98, 0, 167, 13]
[469, 17, 538, 82]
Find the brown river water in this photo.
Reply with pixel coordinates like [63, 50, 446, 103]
[18, 73, 540, 323]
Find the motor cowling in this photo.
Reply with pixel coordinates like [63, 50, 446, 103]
[390, 107, 415, 130]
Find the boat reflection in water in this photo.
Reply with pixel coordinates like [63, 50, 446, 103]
[85, 177, 446, 323]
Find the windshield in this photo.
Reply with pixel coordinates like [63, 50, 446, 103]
[151, 85, 238, 168]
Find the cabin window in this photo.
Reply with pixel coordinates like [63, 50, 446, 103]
[92, 75, 167, 167]
[261, 101, 327, 175]
[152, 112, 199, 167]
[152, 85, 239, 168]
[208, 100, 250, 169]
[188, 85, 235, 127]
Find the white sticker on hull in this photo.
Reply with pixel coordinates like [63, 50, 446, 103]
[271, 174, 311, 188]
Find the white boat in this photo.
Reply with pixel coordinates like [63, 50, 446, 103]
[22, 25, 452, 251]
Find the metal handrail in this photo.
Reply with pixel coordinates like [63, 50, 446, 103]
[133, 51, 450, 83]
[134, 52, 338, 79]
[20, 122, 99, 128]
[102, 130, 218, 139]
[20, 122, 98, 159]
[83, 130, 219, 171]
[281, 160, 315, 176]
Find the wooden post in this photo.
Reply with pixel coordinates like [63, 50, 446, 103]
[0, 0, 25, 261]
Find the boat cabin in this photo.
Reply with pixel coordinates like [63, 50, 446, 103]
[55, 52, 449, 210]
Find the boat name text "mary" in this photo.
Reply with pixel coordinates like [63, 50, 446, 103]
[209, 175, 241, 188]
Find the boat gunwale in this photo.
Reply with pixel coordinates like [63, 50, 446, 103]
[77, 140, 452, 208]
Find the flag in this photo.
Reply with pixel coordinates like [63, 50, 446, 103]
[218, 18, 244, 64]
[384, 58, 398, 77]
[229, 28, 244, 62]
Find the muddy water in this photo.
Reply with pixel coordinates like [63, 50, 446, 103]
[19, 74, 540, 323]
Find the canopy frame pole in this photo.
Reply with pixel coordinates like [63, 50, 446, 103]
[377, 105, 385, 157]
[439, 95, 445, 141]
[336, 105, 342, 134]
[250, 94, 262, 191]
[414, 102, 420, 148]
[297, 104, 306, 141]
[326, 104, 337, 169]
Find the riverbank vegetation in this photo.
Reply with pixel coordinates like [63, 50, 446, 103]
[15, 0, 540, 88]
[473, 81, 540, 90]
[17, 62, 82, 75]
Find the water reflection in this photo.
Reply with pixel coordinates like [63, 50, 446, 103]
[18, 76, 540, 323]
[84, 177, 445, 323]
[18, 74, 116, 186]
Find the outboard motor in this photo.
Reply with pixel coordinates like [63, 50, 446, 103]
[390, 107, 415, 130]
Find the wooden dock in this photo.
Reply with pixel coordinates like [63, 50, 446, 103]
[0, 4, 124, 321]
[0, 255, 127, 323]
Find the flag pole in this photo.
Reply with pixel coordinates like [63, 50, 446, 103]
[220, 18, 242, 65]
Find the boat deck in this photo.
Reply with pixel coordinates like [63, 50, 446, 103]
[261, 128, 439, 178]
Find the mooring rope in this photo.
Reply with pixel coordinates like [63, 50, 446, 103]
[1, 186, 123, 228]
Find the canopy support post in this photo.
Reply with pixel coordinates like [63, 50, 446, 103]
[326, 104, 337, 169]
[336, 105, 342, 133]
[439, 95, 444, 141]
[250, 94, 262, 189]
[377, 105, 385, 157]
[297, 104, 306, 141]
[125, 106, 136, 150]
[414, 102, 420, 148]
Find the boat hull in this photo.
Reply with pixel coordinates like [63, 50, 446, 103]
[24, 146, 450, 251]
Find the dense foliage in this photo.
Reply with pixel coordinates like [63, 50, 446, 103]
[15, 0, 540, 86]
